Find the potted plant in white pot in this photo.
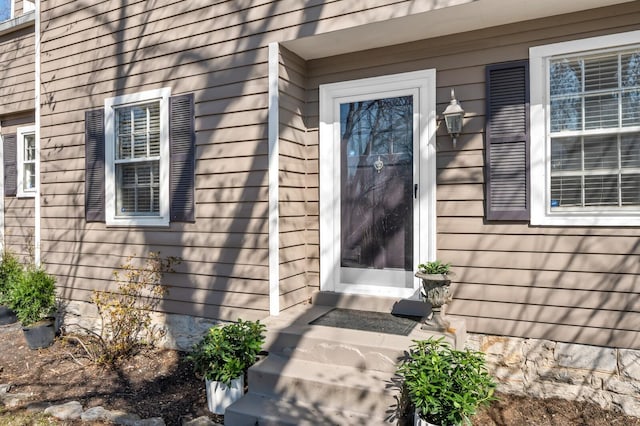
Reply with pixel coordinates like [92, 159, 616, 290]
[8, 266, 57, 349]
[188, 319, 266, 414]
[397, 338, 496, 426]
[0, 251, 23, 326]
[415, 260, 454, 330]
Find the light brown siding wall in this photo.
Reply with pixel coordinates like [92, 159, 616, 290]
[39, 0, 640, 348]
[39, 0, 452, 322]
[304, 3, 640, 349]
[39, 1, 279, 321]
[1, 112, 35, 263]
[278, 46, 311, 310]
[0, 25, 34, 116]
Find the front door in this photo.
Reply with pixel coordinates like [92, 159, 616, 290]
[319, 70, 437, 299]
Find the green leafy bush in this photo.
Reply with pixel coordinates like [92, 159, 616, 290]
[397, 338, 496, 426]
[0, 251, 23, 306]
[8, 267, 56, 326]
[417, 260, 451, 275]
[189, 319, 266, 385]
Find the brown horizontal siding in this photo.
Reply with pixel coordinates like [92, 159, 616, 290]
[37, 0, 640, 344]
[0, 25, 35, 115]
[3, 198, 34, 261]
[39, 0, 317, 320]
[41, 217, 269, 234]
[303, 2, 640, 349]
[2, 113, 36, 262]
[278, 46, 309, 310]
[467, 317, 640, 349]
[45, 260, 270, 290]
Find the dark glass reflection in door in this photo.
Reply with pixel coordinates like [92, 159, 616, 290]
[340, 96, 414, 272]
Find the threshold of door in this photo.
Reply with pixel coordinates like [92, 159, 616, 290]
[312, 290, 428, 317]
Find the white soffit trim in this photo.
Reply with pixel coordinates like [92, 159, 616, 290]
[283, 0, 635, 60]
[268, 42, 280, 316]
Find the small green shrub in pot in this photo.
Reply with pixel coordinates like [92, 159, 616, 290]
[0, 251, 24, 306]
[8, 267, 56, 326]
[189, 319, 266, 385]
[417, 260, 451, 275]
[397, 338, 496, 426]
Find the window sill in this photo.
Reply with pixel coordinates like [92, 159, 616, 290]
[0, 11, 35, 37]
[16, 191, 36, 199]
[106, 216, 169, 228]
[531, 211, 640, 227]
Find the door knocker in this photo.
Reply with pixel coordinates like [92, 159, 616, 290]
[373, 156, 384, 173]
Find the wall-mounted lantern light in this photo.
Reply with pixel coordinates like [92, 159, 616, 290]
[442, 88, 465, 148]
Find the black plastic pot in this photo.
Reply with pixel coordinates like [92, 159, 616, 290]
[0, 305, 18, 325]
[22, 318, 56, 349]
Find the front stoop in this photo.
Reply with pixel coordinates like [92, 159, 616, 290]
[225, 299, 466, 425]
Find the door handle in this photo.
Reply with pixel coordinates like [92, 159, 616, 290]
[414, 184, 418, 199]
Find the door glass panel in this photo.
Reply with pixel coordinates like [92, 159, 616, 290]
[340, 95, 413, 272]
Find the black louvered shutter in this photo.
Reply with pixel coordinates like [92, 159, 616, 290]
[85, 109, 106, 222]
[169, 93, 195, 222]
[485, 61, 530, 221]
[3, 133, 17, 197]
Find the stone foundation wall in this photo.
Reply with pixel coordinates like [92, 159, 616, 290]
[467, 334, 640, 417]
[60, 300, 221, 352]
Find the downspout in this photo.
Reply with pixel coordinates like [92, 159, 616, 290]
[34, 0, 41, 266]
[267, 42, 280, 316]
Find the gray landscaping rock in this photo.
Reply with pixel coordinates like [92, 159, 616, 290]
[0, 384, 11, 393]
[25, 401, 51, 413]
[44, 401, 83, 420]
[1, 392, 32, 408]
[133, 418, 165, 426]
[82, 406, 111, 422]
[109, 410, 142, 426]
[182, 416, 218, 426]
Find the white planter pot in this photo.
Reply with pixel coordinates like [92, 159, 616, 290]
[205, 375, 244, 414]
[414, 409, 439, 426]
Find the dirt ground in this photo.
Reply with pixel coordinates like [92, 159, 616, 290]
[0, 323, 639, 426]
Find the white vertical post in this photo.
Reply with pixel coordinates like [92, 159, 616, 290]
[267, 42, 280, 316]
[34, 0, 41, 266]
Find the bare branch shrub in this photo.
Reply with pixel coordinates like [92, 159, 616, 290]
[79, 252, 180, 365]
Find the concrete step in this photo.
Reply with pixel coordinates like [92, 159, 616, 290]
[227, 303, 466, 425]
[224, 393, 397, 426]
[261, 305, 456, 373]
[248, 354, 401, 416]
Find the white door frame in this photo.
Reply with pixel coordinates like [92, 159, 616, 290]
[319, 69, 437, 299]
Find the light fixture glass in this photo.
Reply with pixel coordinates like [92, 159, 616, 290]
[442, 89, 465, 147]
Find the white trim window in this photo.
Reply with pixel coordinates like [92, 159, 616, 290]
[17, 125, 36, 198]
[104, 88, 171, 227]
[0, 0, 13, 22]
[531, 31, 640, 226]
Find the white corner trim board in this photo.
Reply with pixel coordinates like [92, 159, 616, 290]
[267, 42, 280, 316]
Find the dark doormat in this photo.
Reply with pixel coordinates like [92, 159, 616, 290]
[309, 308, 422, 336]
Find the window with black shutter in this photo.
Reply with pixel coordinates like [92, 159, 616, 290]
[85, 90, 195, 225]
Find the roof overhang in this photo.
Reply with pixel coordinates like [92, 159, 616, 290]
[283, 0, 636, 60]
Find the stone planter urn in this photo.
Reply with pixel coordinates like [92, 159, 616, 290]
[415, 271, 453, 331]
